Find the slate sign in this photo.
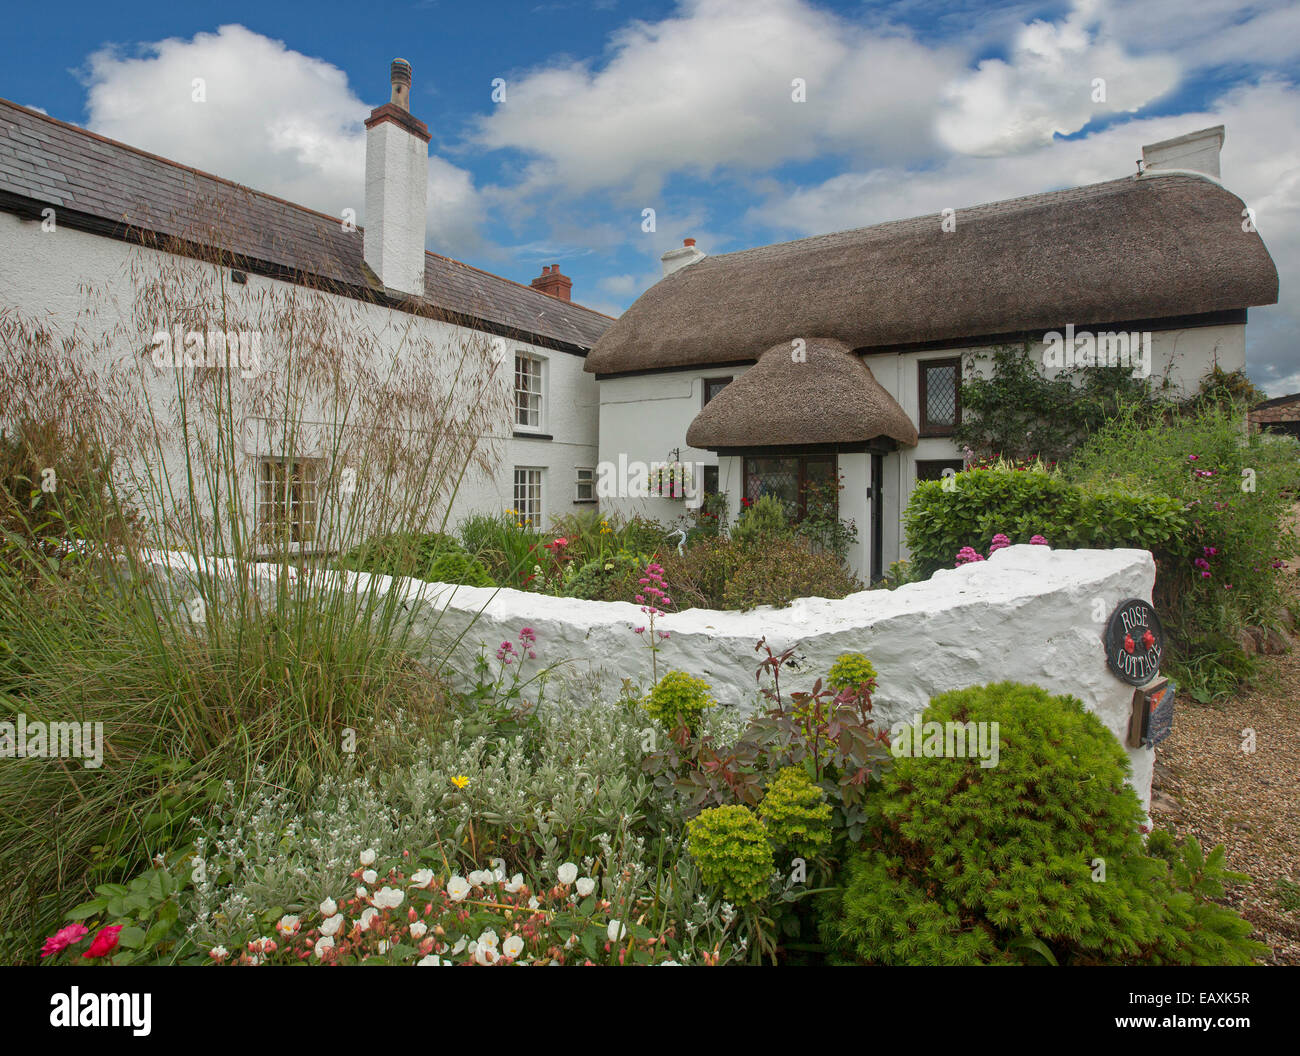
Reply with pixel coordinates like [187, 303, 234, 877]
[1140, 679, 1176, 748]
[1104, 598, 1164, 686]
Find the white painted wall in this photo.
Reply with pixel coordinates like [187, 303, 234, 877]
[0, 211, 599, 545]
[301, 542, 1155, 807]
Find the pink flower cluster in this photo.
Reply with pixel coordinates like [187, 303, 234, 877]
[954, 532, 1048, 567]
[496, 626, 538, 665]
[634, 564, 672, 617]
[40, 922, 121, 960]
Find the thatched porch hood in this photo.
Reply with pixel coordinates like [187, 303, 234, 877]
[586, 171, 1279, 377]
[686, 338, 918, 450]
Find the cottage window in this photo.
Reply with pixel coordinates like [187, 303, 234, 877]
[514, 354, 544, 430]
[919, 358, 961, 436]
[513, 467, 543, 528]
[574, 467, 596, 503]
[256, 458, 319, 544]
[703, 376, 732, 406]
[743, 454, 836, 521]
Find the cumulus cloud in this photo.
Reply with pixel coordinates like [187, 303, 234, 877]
[934, 0, 1182, 156]
[82, 24, 483, 250]
[471, 0, 961, 200]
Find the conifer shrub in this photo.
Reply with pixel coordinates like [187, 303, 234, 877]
[826, 653, 877, 692]
[759, 767, 832, 860]
[686, 805, 775, 904]
[819, 682, 1266, 965]
[729, 493, 791, 547]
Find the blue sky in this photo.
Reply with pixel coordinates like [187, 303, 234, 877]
[3, 0, 1298, 391]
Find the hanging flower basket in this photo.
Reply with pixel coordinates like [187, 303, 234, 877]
[650, 461, 692, 500]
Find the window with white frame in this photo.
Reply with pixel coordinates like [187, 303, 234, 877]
[513, 467, 543, 528]
[514, 353, 544, 430]
[575, 466, 595, 503]
[256, 458, 319, 544]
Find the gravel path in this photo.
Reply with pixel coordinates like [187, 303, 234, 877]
[1150, 621, 1300, 965]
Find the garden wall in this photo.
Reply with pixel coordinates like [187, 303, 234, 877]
[385, 543, 1159, 806]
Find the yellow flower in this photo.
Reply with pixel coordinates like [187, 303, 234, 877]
[451, 775, 469, 789]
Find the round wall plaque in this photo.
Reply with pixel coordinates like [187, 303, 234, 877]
[1104, 598, 1164, 686]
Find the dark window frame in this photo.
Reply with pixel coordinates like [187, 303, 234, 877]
[918, 357, 961, 437]
[915, 458, 965, 483]
[702, 376, 733, 407]
[742, 452, 837, 523]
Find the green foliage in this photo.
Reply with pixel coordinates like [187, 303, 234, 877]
[721, 536, 863, 611]
[58, 855, 193, 964]
[759, 767, 832, 859]
[952, 344, 1157, 463]
[336, 532, 493, 586]
[686, 805, 775, 904]
[458, 512, 542, 589]
[427, 551, 494, 587]
[730, 493, 791, 547]
[643, 670, 716, 733]
[827, 653, 877, 692]
[903, 467, 1187, 580]
[795, 475, 859, 562]
[818, 682, 1266, 965]
[565, 551, 652, 603]
[1067, 402, 1300, 654]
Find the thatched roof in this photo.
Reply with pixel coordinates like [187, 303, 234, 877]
[685, 338, 918, 450]
[587, 172, 1278, 375]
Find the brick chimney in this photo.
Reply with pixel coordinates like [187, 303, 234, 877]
[531, 264, 572, 302]
[1141, 126, 1225, 179]
[661, 237, 706, 277]
[363, 58, 430, 296]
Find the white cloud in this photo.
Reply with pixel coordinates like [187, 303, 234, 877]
[82, 24, 483, 250]
[472, 0, 961, 201]
[934, 0, 1182, 156]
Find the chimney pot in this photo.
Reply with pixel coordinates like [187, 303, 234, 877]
[531, 264, 572, 302]
[660, 238, 706, 278]
[390, 58, 413, 111]
[683, 238, 696, 247]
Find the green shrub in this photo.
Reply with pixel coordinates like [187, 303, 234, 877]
[336, 530, 465, 579]
[427, 551, 493, 587]
[565, 551, 651, 603]
[827, 653, 877, 692]
[818, 682, 1266, 965]
[457, 513, 541, 589]
[687, 805, 774, 904]
[643, 670, 716, 732]
[1067, 403, 1300, 652]
[759, 767, 832, 860]
[722, 537, 862, 610]
[730, 494, 791, 547]
[903, 467, 1187, 580]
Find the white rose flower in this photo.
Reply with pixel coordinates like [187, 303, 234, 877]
[557, 862, 578, 885]
[409, 921, 428, 940]
[575, 877, 596, 898]
[607, 919, 627, 942]
[417, 953, 443, 966]
[356, 886, 368, 898]
[409, 869, 434, 888]
[447, 876, 470, 902]
[314, 936, 335, 958]
[502, 934, 524, 958]
[275, 914, 300, 937]
[359, 907, 379, 932]
[320, 913, 344, 937]
[660, 959, 681, 966]
[359, 848, 377, 866]
[473, 943, 500, 966]
[373, 886, 405, 910]
[504, 873, 525, 893]
[452, 937, 468, 954]
[361, 869, 378, 885]
[477, 928, 499, 948]
[468, 869, 489, 887]
[527, 897, 540, 911]
[319, 897, 337, 917]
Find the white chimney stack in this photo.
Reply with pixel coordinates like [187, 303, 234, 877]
[661, 237, 706, 278]
[363, 58, 430, 296]
[1141, 125, 1225, 179]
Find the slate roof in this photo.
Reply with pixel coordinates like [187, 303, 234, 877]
[0, 98, 612, 353]
[587, 171, 1279, 374]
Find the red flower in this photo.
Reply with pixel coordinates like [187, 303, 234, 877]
[1142, 630, 1155, 650]
[1123, 634, 1135, 655]
[41, 923, 88, 958]
[83, 925, 123, 959]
